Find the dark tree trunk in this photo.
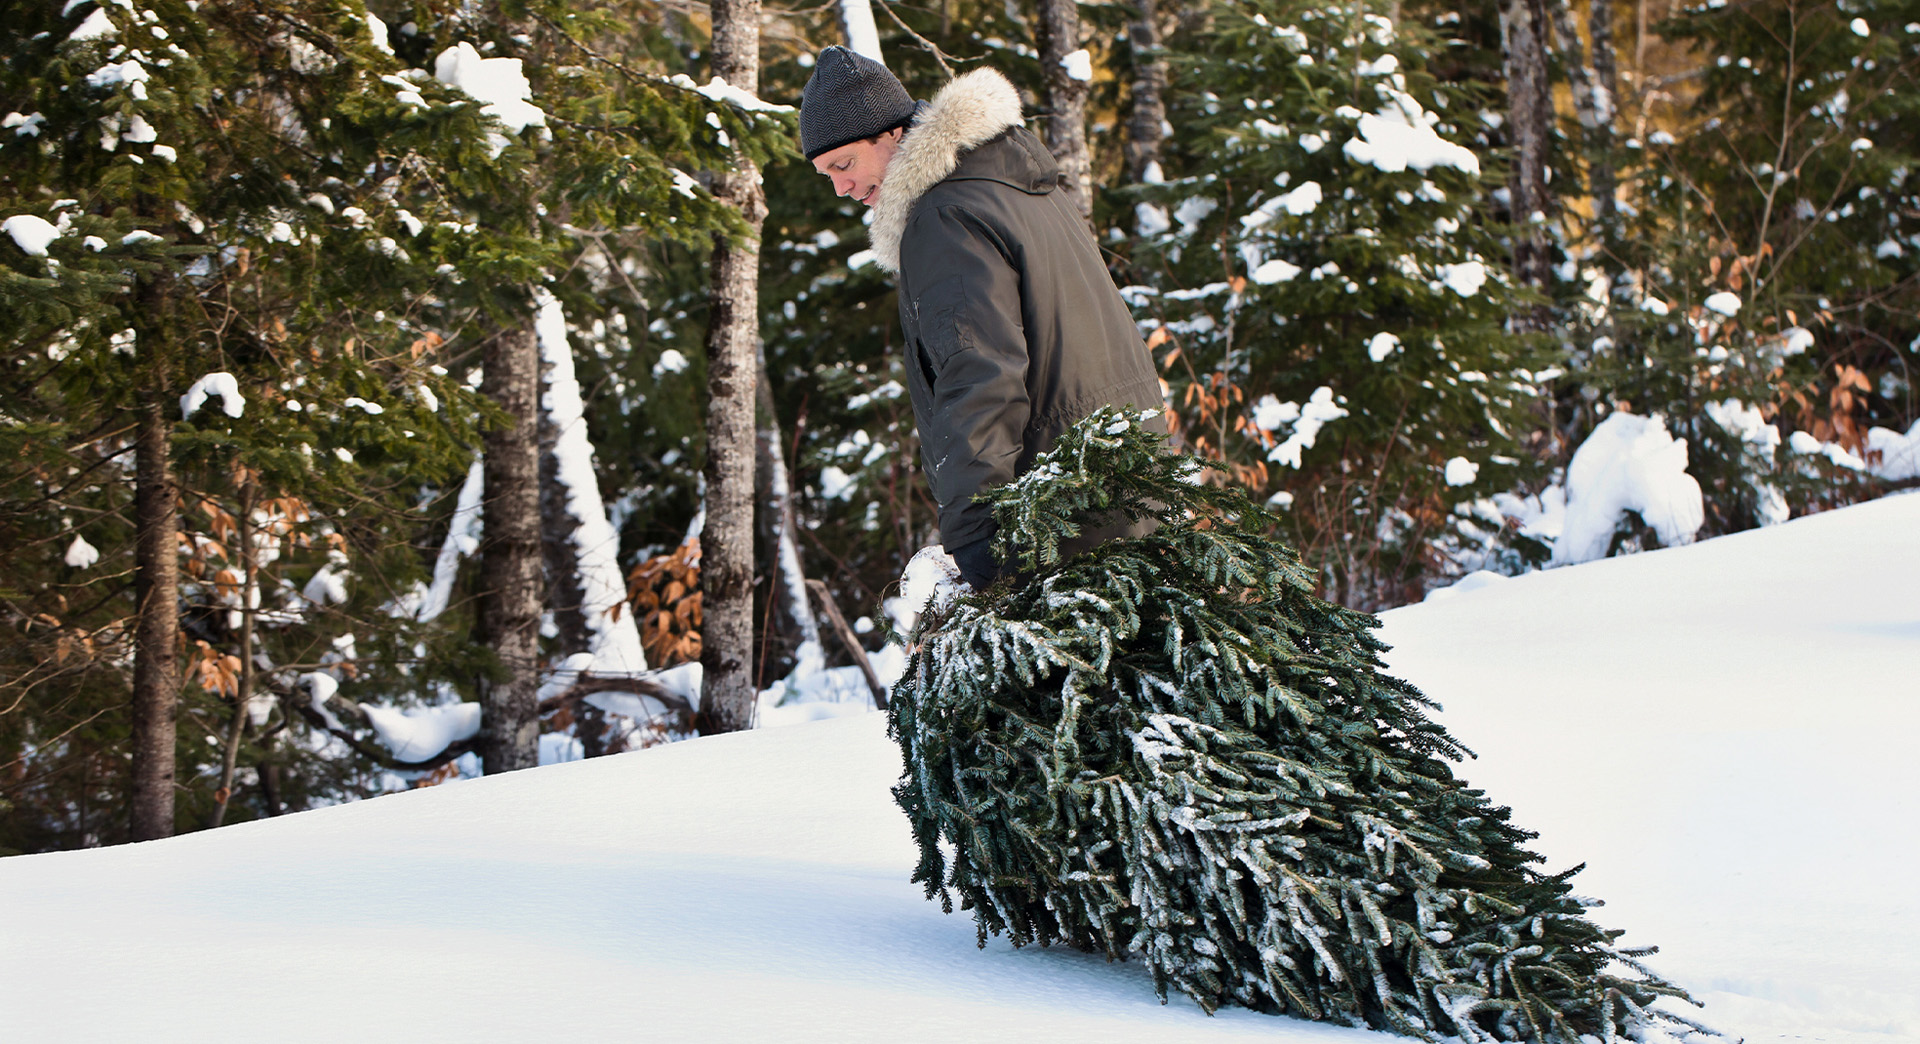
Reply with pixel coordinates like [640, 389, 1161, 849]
[1589, 0, 1620, 231]
[477, 321, 545, 772]
[258, 755, 282, 816]
[1500, 0, 1556, 327]
[129, 389, 180, 842]
[1036, 0, 1093, 224]
[1548, 0, 1616, 234]
[1125, 0, 1168, 185]
[700, 0, 767, 734]
[208, 477, 258, 830]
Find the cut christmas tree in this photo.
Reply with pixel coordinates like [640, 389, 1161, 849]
[889, 407, 1715, 1042]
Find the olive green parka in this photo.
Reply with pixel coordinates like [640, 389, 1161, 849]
[870, 68, 1166, 555]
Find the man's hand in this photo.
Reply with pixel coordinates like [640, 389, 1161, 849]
[948, 536, 999, 592]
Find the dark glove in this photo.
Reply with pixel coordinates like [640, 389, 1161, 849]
[947, 535, 1000, 592]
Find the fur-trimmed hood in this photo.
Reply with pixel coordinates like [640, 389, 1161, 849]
[869, 68, 1026, 273]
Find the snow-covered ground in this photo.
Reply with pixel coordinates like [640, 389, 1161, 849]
[4, 493, 1916, 1043]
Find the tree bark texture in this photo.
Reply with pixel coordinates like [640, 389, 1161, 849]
[1547, 0, 1616, 232]
[1036, 0, 1093, 224]
[701, 0, 767, 734]
[1588, 0, 1620, 230]
[1125, 0, 1168, 185]
[477, 321, 545, 772]
[1500, 0, 1556, 324]
[129, 391, 180, 842]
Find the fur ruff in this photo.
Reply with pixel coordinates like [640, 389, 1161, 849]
[869, 68, 1025, 274]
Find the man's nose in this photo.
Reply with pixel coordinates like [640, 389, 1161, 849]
[835, 176, 854, 197]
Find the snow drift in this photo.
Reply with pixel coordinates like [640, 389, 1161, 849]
[1, 494, 1916, 1044]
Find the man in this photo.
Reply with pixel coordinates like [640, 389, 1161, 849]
[799, 46, 1165, 591]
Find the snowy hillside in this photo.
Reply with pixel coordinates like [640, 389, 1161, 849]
[4, 493, 1916, 1044]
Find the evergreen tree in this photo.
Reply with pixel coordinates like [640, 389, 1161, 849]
[890, 407, 1710, 1042]
[1129, 0, 1551, 608]
[0, 0, 768, 847]
[1562, 0, 1920, 537]
[1, 0, 489, 842]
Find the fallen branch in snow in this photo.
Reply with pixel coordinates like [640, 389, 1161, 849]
[537, 673, 695, 728]
[805, 579, 888, 710]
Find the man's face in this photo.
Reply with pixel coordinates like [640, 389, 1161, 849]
[811, 127, 904, 207]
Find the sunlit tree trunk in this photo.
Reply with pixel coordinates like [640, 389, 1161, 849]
[129, 380, 179, 842]
[700, 0, 767, 733]
[1125, 0, 1168, 186]
[1500, 0, 1555, 328]
[477, 321, 545, 772]
[1036, 0, 1093, 224]
[1589, 0, 1620, 232]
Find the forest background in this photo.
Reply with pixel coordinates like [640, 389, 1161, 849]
[2, 0, 1915, 855]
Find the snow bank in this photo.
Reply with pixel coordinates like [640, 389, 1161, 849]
[1553, 411, 1703, 565]
[2, 496, 1918, 1042]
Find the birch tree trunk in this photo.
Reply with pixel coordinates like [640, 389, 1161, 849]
[129, 385, 180, 842]
[1499, 0, 1556, 328]
[477, 320, 545, 772]
[1125, 0, 1169, 185]
[700, 0, 767, 733]
[1036, 0, 1093, 224]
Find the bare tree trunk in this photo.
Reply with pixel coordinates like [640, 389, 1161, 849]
[1589, 0, 1620, 231]
[1125, 0, 1168, 185]
[1036, 0, 1093, 224]
[477, 321, 545, 772]
[130, 388, 180, 842]
[1499, 0, 1556, 328]
[701, 0, 767, 734]
[209, 476, 258, 829]
[1547, 0, 1618, 236]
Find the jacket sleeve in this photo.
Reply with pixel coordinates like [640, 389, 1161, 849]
[899, 203, 1029, 550]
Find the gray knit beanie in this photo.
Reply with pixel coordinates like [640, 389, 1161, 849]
[799, 46, 916, 161]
